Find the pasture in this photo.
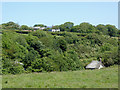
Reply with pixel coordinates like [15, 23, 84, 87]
[2, 65, 118, 88]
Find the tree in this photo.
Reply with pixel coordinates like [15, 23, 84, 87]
[2, 21, 19, 29]
[20, 25, 29, 30]
[23, 49, 38, 69]
[71, 22, 95, 33]
[26, 35, 45, 51]
[105, 24, 118, 37]
[63, 32, 79, 44]
[71, 25, 80, 32]
[58, 39, 67, 52]
[79, 22, 95, 33]
[59, 24, 66, 31]
[64, 22, 74, 29]
[52, 25, 59, 29]
[59, 22, 74, 32]
[33, 24, 47, 27]
[96, 24, 108, 35]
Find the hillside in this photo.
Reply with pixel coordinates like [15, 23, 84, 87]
[2, 65, 118, 88]
[2, 29, 119, 74]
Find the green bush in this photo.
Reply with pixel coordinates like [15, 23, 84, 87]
[2, 64, 24, 74]
[31, 30, 47, 38]
[102, 49, 118, 66]
[8, 65, 24, 74]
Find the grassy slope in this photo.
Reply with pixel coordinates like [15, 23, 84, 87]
[2, 65, 118, 88]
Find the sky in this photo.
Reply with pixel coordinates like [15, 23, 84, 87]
[1, 2, 118, 28]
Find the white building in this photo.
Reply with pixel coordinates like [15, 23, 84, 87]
[33, 26, 46, 30]
[50, 29, 60, 32]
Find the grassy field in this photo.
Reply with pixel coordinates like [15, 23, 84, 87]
[2, 65, 118, 88]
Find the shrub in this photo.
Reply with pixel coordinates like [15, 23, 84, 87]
[102, 49, 118, 66]
[31, 30, 47, 38]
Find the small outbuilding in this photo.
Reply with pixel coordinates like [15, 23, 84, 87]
[85, 60, 104, 69]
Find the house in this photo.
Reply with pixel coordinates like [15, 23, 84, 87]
[47, 25, 60, 32]
[33, 26, 46, 30]
[85, 60, 104, 69]
[49, 29, 60, 32]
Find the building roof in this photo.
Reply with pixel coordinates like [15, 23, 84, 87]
[86, 60, 103, 69]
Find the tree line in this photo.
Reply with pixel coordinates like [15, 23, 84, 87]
[1, 21, 119, 37]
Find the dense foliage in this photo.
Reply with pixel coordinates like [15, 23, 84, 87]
[2, 22, 19, 30]
[1, 21, 119, 74]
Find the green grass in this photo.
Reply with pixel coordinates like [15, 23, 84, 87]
[2, 65, 118, 88]
[0, 75, 2, 89]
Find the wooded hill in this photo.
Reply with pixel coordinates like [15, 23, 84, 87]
[1, 21, 119, 74]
